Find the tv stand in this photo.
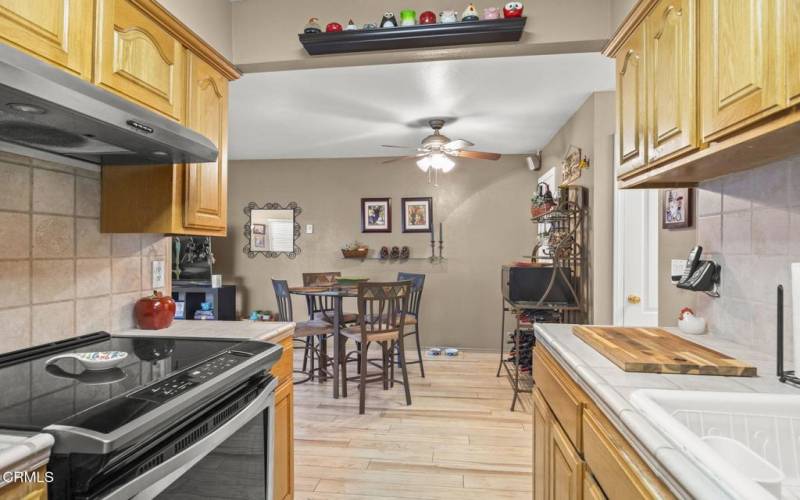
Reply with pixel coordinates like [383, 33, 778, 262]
[172, 284, 236, 321]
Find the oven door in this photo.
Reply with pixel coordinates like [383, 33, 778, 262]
[99, 376, 276, 500]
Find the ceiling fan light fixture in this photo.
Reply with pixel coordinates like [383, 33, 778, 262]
[430, 153, 455, 172]
[416, 156, 432, 172]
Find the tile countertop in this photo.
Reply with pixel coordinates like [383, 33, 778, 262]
[0, 432, 54, 487]
[114, 320, 296, 343]
[0, 320, 295, 491]
[534, 323, 800, 500]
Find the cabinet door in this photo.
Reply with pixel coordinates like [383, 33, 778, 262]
[700, 0, 784, 142]
[533, 388, 551, 500]
[646, 0, 698, 164]
[583, 473, 608, 500]
[274, 380, 294, 500]
[616, 26, 647, 175]
[183, 53, 228, 233]
[0, 0, 93, 79]
[549, 420, 584, 500]
[787, 0, 800, 105]
[95, 0, 185, 121]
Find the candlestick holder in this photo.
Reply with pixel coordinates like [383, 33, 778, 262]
[438, 239, 444, 260]
[429, 239, 437, 263]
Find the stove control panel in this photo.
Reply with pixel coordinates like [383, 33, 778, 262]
[130, 349, 258, 404]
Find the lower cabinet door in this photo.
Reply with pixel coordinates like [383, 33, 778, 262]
[274, 380, 294, 500]
[549, 420, 584, 500]
[533, 388, 551, 500]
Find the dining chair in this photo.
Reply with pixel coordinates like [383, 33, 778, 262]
[272, 278, 334, 384]
[339, 281, 412, 414]
[302, 272, 358, 325]
[397, 272, 426, 378]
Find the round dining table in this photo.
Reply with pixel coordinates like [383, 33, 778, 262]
[287, 284, 359, 399]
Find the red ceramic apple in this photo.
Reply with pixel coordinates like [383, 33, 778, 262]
[503, 1, 524, 17]
[135, 291, 176, 330]
[419, 11, 437, 24]
[326, 22, 343, 32]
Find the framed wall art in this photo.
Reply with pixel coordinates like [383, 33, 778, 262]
[662, 188, 692, 229]
[401, 197, 433, 233]
[361, 198, 392, 233]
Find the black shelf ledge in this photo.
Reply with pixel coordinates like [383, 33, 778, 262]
[299, 17, 527, 56]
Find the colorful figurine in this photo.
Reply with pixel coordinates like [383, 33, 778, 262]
[380, 12, 398, 27]
[303, 17, 321, 34]
[503, 1, 524, 17]
[462, 3, 480, 21]
[344, 19, 359, 30]
[400, 9, 416, 26]
[326, 22, 343, 32]
[483, 7, 501, 19]
[419, 10, 437, 24]
[362, 23, 378, 29]
[440, 10, 459, 23]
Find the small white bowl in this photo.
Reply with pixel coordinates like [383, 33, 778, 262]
[46, 351, 128, 371]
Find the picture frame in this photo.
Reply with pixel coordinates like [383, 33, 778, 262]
[662, 188, 693, 229]
[401, 197, 433, 233]
[174, 301, 185, 320]
[361, 198, 392, 233]
[251, 223, 266, 235]
[561, 145, 582, 185]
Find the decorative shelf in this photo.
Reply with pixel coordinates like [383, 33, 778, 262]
[299, 17, 527, 55]
[339, 257, 446, 263]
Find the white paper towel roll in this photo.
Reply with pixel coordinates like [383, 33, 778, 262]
[791, 263, 800, 371]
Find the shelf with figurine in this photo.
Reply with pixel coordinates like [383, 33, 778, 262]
[299, 3, 526, 56]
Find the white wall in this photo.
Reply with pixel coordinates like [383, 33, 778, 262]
[159, 0, 233, 60]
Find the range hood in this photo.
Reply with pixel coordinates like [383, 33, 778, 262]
[0, 43, 217, 165]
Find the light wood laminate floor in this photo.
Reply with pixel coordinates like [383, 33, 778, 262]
[293, 349, 533, 499]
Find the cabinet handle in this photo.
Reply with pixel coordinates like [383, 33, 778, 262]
[654, 5, 683, 40]
[627, 294, 641, 304]
[620, 49, 640, 75]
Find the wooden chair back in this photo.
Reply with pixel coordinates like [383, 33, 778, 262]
[397, 272, 425, 317]
[302, 272, 341, 319]
[302, 272, 341, 286]
[271, 279, 294, 322]
[356, 281, 412, 341]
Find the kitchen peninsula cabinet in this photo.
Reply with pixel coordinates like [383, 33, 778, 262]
[606, 0, 800, 188]
[271, 336, 295, 500]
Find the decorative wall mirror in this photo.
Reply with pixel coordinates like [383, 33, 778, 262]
[243, 202, 302, 259]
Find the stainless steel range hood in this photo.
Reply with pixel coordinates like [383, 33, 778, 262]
[0, 43, 218, 165]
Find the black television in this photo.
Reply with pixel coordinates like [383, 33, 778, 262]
[172, 237, 213, 285]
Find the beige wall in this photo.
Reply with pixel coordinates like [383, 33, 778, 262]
[231, 0, 612, 71]
[214, 156, 536, 350]
[159, 0, 233, 60]
[540, 92, 616, 324]
[0, 152, 170, 354]
[658, 201, 697, 326]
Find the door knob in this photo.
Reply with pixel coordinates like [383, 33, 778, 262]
[627, 294, 641, 304]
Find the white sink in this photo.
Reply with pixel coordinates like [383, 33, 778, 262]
[630, 389, 800, 500]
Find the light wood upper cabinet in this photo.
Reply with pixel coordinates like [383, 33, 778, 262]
[549, 419, 584, 500]
[95, 0, 185, 121]
[0, 0, 93, 79]
[616, 26, 647, 176]
[787, 0, 800, 105]
[699, 0, 784, 142]
[646, 0, 698, 164]
[184, 53, 228, 232]
[583, 473, 608, 500]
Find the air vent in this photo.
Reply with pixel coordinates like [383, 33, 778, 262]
[137, 454, 164, 475]
[174, 423, 209, 454]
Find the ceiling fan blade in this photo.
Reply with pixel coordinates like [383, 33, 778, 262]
[381, 144, 418, 149]
[443, 139, 474, 150]
[454, 150, 502, 160]
[382, 154, 424, 164]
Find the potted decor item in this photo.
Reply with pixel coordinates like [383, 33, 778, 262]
[342, 241, 369, 258]
[483, 7, 501, 19]
[440, 10, 459, 23]
[503, 1, 524, 17]
[531, 182, 556, 218]
[304, 17, 322, 33]
[462, 3, 480, 21]
[345, 19, 359, 31]
[419, 11, 437, 24]
[326, 22, 343, 32]
[400, 9, 416, 26]
[678, 307, 706, 335]
[380, 12, 398, 27]
[134, 291, 177, 330]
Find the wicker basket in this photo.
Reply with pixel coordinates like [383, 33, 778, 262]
[341, 247, 369, 258]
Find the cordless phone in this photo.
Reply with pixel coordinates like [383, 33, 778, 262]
[678, 245, 702, 287]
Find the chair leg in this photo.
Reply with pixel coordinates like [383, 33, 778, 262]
[359, 340, 368, 414]
[339, 336, 348, 398]
[397, 338, 412, 406]
[302, 338, 310, 372]
[381, 342, 389, 390]
[309, 336, 315, 382]
[356, 341, 361, 375]
[414, 326, 425, 378]
[319, 335, 328, 382]
[390, 341, 395, 388]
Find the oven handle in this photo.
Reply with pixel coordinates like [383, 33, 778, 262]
[101, 376, 277, 500]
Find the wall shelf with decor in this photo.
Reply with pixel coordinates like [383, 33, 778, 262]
[299, 17, 526, 55]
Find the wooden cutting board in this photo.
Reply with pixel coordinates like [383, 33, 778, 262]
[572, 326, 757, 376]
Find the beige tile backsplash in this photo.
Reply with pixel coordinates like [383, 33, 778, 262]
[695, 158, 800, 363]
[0, 152, 170, 353]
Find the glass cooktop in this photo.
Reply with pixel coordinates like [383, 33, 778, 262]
[0, 333, 237, 431]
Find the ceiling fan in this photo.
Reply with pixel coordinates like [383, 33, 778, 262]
[381, 119, 501, 184]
